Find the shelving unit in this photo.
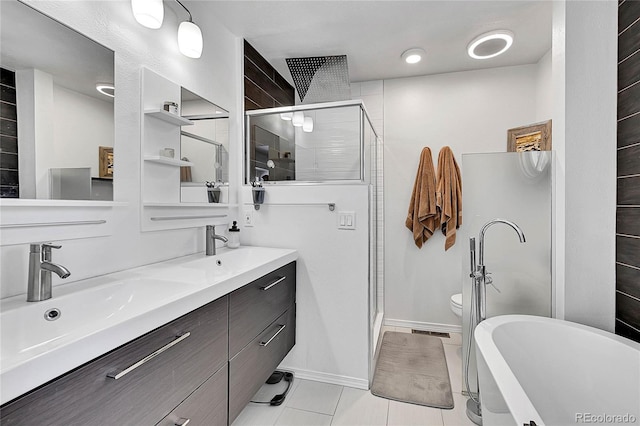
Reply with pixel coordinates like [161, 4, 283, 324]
[144, 109, 193, 126]
[144, 156, 194, 167]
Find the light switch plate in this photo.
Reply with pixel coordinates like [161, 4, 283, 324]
[244, 209, 254, 227]
[338, 211, 356, 230]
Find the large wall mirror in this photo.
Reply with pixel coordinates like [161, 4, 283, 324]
[0, 0, 115, 201]
[180, 88, 229, 203]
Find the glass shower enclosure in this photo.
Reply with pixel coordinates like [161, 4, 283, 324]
[461, 151, 553, 400]
[245, 100, 384, 384]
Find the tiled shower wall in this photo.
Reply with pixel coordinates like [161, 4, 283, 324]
[243, 40, 294, 111]
[616, 0, 640, 343]
[0, 68, 19, 198]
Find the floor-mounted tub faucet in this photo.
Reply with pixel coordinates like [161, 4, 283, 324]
[466, 218, 525, 425]
[27, 243, 71, 302]
[206, 225, 228, 256]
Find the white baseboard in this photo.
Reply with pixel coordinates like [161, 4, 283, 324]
[384, 318, 462, 334]
[277, 365, 369, 390]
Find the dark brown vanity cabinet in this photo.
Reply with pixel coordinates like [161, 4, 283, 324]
[0, 261, 296, 426]
[229, 262, 296, 422]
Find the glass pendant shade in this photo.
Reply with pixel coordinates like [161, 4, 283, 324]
[178, 21, 203, 59]
[292, 111, 305, 127]
[303, 116, 314, 132]
[131, 0, 164, 29]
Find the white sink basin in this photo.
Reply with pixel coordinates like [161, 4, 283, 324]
[0, 246, 297, 404]
[0, 278, 196, 370]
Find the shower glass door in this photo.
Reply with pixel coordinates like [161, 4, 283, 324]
[461, 151, 553, 396]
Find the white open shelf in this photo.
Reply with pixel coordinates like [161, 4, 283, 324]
[144, 156, 194, 167]
[144, 109, 193, 126]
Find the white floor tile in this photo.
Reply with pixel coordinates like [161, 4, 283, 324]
[442, 344, 463, 393]
[387, 400, 444, 426]
[441, 393, 476, 426]
[381, 325, 395, 335]
[394, 326, 411, 334]
[286, 379, 343, 415]
[442, 332, 463, 346]
[331, 387, 389, 426]
[275, 407, 332, 426]
[232, 403, 285, 426]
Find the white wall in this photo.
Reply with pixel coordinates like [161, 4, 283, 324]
[383, 63, 550, 329]
[559, 1, 617, 331]
[535, 49, 553, 122]
[240, 184, 371, 388]
[0, 0, 241, 299]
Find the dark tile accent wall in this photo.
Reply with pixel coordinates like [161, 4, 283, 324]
[243, 40, 294, 111]
[0, 67, 18, 198]
[616, 1, 640, 343]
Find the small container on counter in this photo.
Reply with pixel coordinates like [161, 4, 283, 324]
[228, 221, 240, 248]
[163, 101, 179, 115]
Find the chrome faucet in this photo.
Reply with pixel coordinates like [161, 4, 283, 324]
[27, 243, 71, 302]
[470, 218, 526, 322]
[205, 225, 228, 256]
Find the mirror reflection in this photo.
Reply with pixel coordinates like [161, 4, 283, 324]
[180, 88, 229, 203]
[0, 0, 114, 200]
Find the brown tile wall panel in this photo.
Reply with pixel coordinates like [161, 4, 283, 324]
[1, 84, 16, 104]
[618, 113, 640, 148]
[619, 20, 640, 61]
[244, 98, 260, 111]
[616, 291, 640, 329]
[0, 135, 17, 154]
[618, 176, 640, 204]
[244, 41, 275, 81]
[245, 77, 276, 110]
[0, 152, 18, 169]
[244, 58, 293, 106]
[617, 143, 640, 176]
[619, 0, 640, 32]
[617, 207, 640, 235]
[618, 79, 640, 120]
[1, 102, 16, 121]
[243, 40, 294, 112]
[617, 263, 640, 299]
[616, 319, 640, 342]
[618, 53, 640, 91]
[0, 68, 15, 86]
[0, 118, 17, 137]
[616, 235, 640, 268]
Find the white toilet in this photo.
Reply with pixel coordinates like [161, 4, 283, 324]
[450, 293, 462, 318]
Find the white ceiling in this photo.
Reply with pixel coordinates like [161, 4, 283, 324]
[206, 0, 552, 84]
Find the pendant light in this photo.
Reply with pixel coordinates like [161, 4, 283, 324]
[176, 0, 203, 58]
[131, 0, 164, 29]
[292, 111, 305, 127]
[303, 116, 314, 132]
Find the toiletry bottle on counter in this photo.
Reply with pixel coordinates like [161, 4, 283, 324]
[228, 221, 240, 248]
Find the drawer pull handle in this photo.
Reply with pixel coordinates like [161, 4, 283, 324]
[260, 324, 286, 347]
[261, 276, 286, 291]
[175, 418, 191, 426]
[106, 332, 191, 380]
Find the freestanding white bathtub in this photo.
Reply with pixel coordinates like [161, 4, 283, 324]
[475, 315, 640, 426]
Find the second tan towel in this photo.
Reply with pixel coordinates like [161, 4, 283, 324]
[436, 146, 462, 251]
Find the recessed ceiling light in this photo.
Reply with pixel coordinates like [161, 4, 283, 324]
[467, 30, 514, 60]
[401, 48, 425, 64]
[96, 83, 115, 98]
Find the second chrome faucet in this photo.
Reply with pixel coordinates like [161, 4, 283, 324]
[205, 225, 228, 256]
[27, 243, 71, 302]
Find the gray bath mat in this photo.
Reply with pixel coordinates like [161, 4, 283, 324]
[371, 332, 454, 409]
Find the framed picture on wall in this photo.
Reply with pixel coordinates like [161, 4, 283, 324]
[99, 146, 114, 178]
[507, 120, 552, 152]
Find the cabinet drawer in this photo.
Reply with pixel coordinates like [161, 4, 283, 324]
[229, 262, 296, 356]
[156, 364, 228, 426]
[0, 296, 228, 426]
[229, 307, 296, 423]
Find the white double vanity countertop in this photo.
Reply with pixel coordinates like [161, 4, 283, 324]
[0, 246, 298, 405]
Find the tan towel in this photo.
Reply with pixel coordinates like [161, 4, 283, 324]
[405, 147, 439, 248]
[436, 146, 462, 251]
